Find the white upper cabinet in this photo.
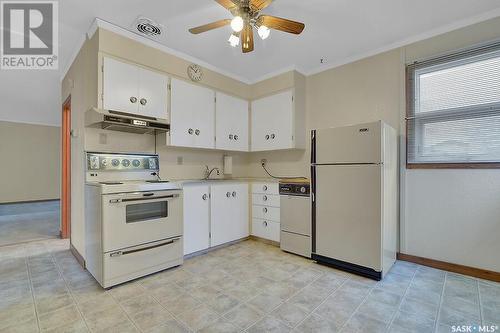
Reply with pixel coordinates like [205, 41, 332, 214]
[251, 89, 298, 151]
[170, 78, 215, 149]
[210, 183, 249, 247]
[215, 92, 249, 152]
[102, 57, 168, 119]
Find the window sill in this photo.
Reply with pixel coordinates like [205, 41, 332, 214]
[407, 163, 500, 169]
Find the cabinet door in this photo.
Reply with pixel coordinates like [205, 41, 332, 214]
[103, 57, 139, 115]
[183, 185, 210, 255]
[251, 90, 294, 151]
[170, 78, 215, 149]
[215, 92, 249, 151]
[138, 68, 169, 120]
[210, 184, 249, 247]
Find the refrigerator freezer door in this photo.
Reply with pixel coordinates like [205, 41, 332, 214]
[314, 121, 382, 164]
[314, 164, 382, 271]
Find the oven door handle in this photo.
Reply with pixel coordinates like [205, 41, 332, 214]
[109, 237, 181, 257]
[109, 194, 179, 204]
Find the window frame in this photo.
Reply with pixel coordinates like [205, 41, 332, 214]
[406, 41, 500, 169]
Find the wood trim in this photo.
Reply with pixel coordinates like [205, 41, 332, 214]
[70, 243, 85, 269]
[407, 163, 500, 169]
[61, 96, 71, 239]
[397, 252, 500, 282]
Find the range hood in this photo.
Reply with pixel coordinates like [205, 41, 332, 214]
[85, 108, 169, 135]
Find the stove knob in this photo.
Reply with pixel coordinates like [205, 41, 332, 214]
[122, 159, 130, 167]
[300, 186, 306, 193]
[89, 156, 99, 170]
[101, 159, 108, 167]
[132, 159, 140, 167]
[111, 159, 120, 167]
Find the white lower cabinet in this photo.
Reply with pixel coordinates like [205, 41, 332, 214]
[183, 184, 210, 255]
[251, 182, 280, 242]
[211, 183, 249, 247]
[183, 182, 249, 255]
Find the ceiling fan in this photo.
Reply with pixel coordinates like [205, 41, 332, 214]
[189, 0, 305, 53]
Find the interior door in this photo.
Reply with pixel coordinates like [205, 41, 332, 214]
[183, 185, 210, 255]
[251, 90, 293, 151]
[215, 92, 249, 151]
[103, 57, 139, 115]
[138, 67, 169, 120]
[314, 165, 382, 271]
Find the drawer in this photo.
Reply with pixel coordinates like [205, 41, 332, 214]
[252, 193, 280, 207]
[280, 231, 311, 258]
[103, 237, 183, 287]
[252, 182, 279, 195]
[252, 205, 280, 222]
[252, 219, 280, 242]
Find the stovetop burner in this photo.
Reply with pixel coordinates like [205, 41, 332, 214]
[99, 182, 123, 185]
[145, 180, 170, 183]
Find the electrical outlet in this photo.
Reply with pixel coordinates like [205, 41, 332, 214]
[261, 159, 267, 166]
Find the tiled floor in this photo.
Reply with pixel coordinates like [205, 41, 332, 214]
[0, 201, 60, 246]
[0, 238, 498, 333]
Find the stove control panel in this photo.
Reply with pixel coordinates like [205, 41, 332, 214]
[86, 152, 159, 172]
[279, 182, 310, 197]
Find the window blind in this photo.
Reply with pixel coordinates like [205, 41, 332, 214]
[407, 41, 500, 166]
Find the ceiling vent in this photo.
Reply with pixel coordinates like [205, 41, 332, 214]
[133, 16, 164, 40]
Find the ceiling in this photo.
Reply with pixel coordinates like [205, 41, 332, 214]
[1, 0, 500, 126]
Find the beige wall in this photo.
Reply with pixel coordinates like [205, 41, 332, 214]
[0, 121, 60, 203]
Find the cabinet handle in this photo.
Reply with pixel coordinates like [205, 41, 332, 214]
[130, 97, 137, 103]
[140, 98, 147, 106]
[229, 134, 234, 140]
[263, 207, 268, 213]
[234, 135, 238, 141]
[263, 221, 268, 227]
[265, 134, 270, 140]
[263, 195, 268, 201]
[232, 191, 236, 197]
[263, 185, 268, 191]
[195, 129, 200, 136]
[188, 128, 194, 135]
[226, 192, 231, 198]
[271, 134, 276, 139]
[202, 194, 208, 201]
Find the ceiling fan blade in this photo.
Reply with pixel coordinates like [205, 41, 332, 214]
[189, 19, 231, 34]
[241, 24, 254, 53]
[215, 0, 237, 10]
[250, 0, 273, 11]
[258, 15, 305, 34]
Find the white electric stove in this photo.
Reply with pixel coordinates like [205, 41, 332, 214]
[84, 152, 183, 288]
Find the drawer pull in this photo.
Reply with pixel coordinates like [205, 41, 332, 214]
[263, 185, 268, 191]
[202, 194, 208, 201]
[263, 221, 268, 227]
[263, 207, 268, 213]
[226, 192, 231, 198]
[232, 191, 237, 197]
[263, 195, 268, 201]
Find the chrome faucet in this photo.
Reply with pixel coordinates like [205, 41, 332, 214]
[204, 165, 221, 179]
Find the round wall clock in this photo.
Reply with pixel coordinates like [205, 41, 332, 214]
[187, 64, 203, 82]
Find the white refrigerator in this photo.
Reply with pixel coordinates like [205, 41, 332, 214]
[311, 121, 398, 280]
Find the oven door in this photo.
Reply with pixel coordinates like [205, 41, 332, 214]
[101, 190, 183, 252]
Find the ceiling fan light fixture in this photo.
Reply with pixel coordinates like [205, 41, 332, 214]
[257, 25, 270, 40]
[228, 33, 240, 47]
[230, 16, 244, 32]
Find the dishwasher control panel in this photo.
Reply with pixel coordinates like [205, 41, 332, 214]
[279, 182, 310, 196]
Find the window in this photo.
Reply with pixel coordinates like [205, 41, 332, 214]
[406, 42, 500, 168]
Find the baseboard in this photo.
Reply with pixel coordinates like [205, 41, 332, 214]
[397, 252, 500, 283]
[70, 243, 86, 269]
[249, 235, 280, 247]
[0, 198, 59, 205]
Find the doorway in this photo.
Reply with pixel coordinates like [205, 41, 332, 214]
[61, 96, 71, 239]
